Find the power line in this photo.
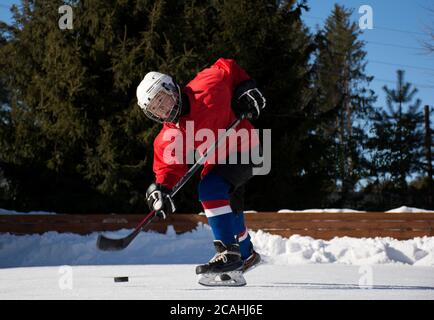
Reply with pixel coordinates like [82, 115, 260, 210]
[308, 23, 434, 72]
[0, 7, 432, 84]
[369, 60, 434, 73]
[373, 77, 434, 89]
[365, 41, 422, 51]
[373, 26, 426, 37]
[315, 68, 434, 89]
[317, 48, 434, 74]
[315, 37, 434, 73]
[303, 15, 427, 36]
[320, 37, 424, 54]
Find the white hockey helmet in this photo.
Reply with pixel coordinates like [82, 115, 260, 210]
[136, 71, 182, 123]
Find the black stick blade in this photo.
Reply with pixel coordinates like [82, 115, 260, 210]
[96, 228, 142, 251]
[96, 214, 155, 252]
[96, 234, 130, 251]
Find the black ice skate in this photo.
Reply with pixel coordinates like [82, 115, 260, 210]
[196, 240, 246, 287]
[242, 247, 262, 273]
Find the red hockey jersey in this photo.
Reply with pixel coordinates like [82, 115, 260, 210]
[153, 58, 258, 189]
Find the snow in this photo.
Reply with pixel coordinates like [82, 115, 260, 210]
[2, 205, 432, 216]
[0, 224, 214, 268]
[277, 206, 434, 213]
[1, 224, 434, 268]
[0, 208, 56, 215]
[252, 231, 434, 266]
[277, 208, 366, 213]
[386, 206, 434, 213]
[1, 264, 433, 300]
[1, 208, 434, 299]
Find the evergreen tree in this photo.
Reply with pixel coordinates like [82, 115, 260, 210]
[313, 4, 375, 203]
[0, 0, 317, 212]
[0, 26, 9, 138]
[368, 70, 424, 190]
[0, 0, 202, 212]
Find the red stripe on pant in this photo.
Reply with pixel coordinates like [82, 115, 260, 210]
[201, 199, 230, 209]
[238, 227, 248, 242]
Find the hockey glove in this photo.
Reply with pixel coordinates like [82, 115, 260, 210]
[232, 79, 266, 120]
[145, 183, 176, 219]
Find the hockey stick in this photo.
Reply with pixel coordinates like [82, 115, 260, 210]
[96, 117, 243, 251]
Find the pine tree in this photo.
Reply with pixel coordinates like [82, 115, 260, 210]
[0, 0, 200, 212]
[0, 27, 9, 137]
[0, 0, 320, 212]
[203, 0, 321, 209]
[368, 70, 424, 190]
[313, 4, 375, 203]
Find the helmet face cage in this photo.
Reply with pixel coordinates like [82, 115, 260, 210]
[238, 88, 266, 115]
[138, 76, 182, 123]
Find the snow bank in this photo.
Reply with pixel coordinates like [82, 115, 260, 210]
[277, 208, 366, 213]
[0, 224, 215, 268]
[251, 231, 434, 267]
[386, 206, 434, 213]
[277, 206, 434, 213]
[0, 208, 56, 215]
[1, 224, 433, 268]
[1, 206, 433, 216]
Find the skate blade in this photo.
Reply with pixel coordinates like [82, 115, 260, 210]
[198, 271, 246, 287]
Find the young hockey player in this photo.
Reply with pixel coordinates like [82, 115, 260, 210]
[136, 58, 266, 286]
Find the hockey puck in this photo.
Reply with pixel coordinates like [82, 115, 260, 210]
[114, 276, 129, 283]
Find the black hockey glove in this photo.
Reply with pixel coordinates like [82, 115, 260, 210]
[145, 183, 176, 219]
[232, 79, 266, 120]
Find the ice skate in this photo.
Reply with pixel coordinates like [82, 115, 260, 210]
[196, 240, 246, 287]
[242, 247, 262, 273]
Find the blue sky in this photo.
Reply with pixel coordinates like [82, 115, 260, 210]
[303, 0, 434, 112]
[1, 0, 433, 111]
[0, 1, 16, 22]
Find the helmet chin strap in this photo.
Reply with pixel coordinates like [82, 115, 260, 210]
[176, 83, 183, 115]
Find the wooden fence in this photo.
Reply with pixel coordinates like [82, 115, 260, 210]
[1, 212, 434, 240]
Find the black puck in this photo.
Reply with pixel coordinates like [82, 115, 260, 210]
[114, 276, 129, 283]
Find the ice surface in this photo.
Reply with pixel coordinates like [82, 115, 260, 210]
[0, 264, 433, 300]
